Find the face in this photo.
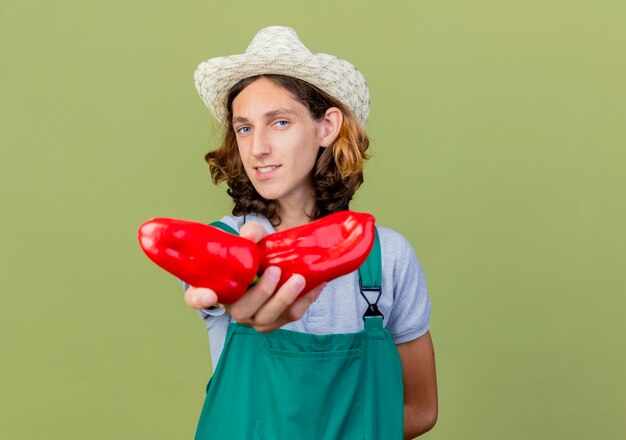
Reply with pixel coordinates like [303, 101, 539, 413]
[231, 77, 325, 209]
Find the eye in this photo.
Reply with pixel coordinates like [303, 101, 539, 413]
[274, 120, 289, 127]
[236, 126, 251, 134]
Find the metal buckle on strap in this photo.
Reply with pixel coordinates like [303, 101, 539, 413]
[363, 303, 383, 318]
[359, 279, 384, 319]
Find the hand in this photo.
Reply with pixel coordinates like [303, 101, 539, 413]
[184, 221, 326, 332]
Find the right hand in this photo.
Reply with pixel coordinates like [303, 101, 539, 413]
[184, 221, 326, 332]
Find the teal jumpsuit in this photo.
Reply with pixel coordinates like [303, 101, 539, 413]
[194, 223, 404, 439]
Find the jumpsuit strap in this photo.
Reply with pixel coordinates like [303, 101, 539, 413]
[358, 227, 384, 320]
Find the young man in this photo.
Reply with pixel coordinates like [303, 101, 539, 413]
[183, 26, 438, 439]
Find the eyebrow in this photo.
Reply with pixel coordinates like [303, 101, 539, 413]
[232, 108, 297, 125]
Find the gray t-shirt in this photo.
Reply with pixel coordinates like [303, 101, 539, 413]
[181, 214, 431, 370]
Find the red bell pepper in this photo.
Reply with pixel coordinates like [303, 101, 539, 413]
[257, 211, 376, 297]
[138, 211, 376, 303]
[137, 218, 262, 304]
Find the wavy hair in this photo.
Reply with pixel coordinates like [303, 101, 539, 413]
[205, 74, 370, 226]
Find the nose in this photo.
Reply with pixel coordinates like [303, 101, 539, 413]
[251, 126, 271, 158]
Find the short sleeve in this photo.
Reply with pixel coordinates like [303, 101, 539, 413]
[385, 236, 431, 344]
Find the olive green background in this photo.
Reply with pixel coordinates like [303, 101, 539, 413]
[1, 1, 624, 439]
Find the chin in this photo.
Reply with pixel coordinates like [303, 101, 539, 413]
[252, 183, 284, 201]
[254, 188, 281, 201]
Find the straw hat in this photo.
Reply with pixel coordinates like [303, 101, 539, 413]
[194, 26, 370, 127]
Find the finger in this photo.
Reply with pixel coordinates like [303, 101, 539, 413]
[226, 266, 281, 321]
[239, 221, 267, 243]
[252, 283, 327, 333]
[185, 287, 218, 310]
[285, 282, 327, 322]
[252, 273, 306, 326]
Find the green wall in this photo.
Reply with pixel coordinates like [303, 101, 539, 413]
[1, 1, 624, 438]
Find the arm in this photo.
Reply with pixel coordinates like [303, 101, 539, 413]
[378, 229, 436, 437]
[397, 331, 438, 439]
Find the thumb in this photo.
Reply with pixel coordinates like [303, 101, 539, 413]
[185, 286, 218, 309]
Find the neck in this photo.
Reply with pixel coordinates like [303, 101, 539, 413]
[275, 196, 316, 231]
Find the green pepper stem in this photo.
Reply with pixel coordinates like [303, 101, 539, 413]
[249, 275, 260, 287]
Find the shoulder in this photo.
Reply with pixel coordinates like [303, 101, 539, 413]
[376, 225, 426, 285]
[213, 214, 274, 234]
[376, 225, 416, 263]
[213, 215, 245, 232]
[376, 225, 410, 250]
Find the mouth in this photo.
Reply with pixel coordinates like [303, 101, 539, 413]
[255, 165, 280, 172]
[255, 165, 280, 173]
[253, 164, 281, 180]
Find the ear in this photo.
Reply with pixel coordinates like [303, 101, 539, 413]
[318, 107, 343, 148]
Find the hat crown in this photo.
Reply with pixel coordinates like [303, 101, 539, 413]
[195, 26, 370, 127]
[245, 26, 312, 56]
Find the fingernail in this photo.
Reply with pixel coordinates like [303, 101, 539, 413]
[290, 274, 305, 293]
[267, 266, 281, 282]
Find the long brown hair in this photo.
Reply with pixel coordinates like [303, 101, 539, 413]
[205, 74, 370, 226]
